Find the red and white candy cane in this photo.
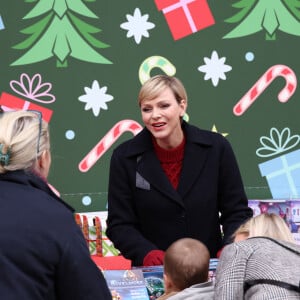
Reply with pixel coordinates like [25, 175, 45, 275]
[79, 119, 143, 172]
[233, 65, 297, 116]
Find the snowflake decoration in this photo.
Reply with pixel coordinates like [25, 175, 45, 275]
[78, 80, 114, 117]
[198, 51, 232, 87]
[120, 7, 155, 44]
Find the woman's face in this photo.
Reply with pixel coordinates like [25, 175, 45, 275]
[140, 87, 186, 149]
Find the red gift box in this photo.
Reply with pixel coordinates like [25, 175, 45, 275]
[155, 0, 215, 40]
[0, 92, 53, 122]
[91, 255, 132, 270]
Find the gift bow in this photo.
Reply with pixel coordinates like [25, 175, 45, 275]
[10, 73, 55, 104]
[256, 127, 300, 158]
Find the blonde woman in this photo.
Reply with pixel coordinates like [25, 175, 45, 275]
[106, 74, 253, 266]
[215, 213, 300, 299]
[232, 213, 295, 243]
[0, 110, 111, 299]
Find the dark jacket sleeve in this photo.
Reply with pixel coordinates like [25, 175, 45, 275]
[217, 137, 253, 245]
[106, 147, 158, 266]
[55, 225, 112, 300]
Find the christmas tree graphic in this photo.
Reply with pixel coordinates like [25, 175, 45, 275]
[11, 0, 112, 67]
[223, 0, 300, 40]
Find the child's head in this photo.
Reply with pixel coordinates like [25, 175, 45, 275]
[163, 238, 210, 293]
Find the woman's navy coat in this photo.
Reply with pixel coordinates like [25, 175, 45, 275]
[0, 170, 111, 299]
[106, 121, 253, 266]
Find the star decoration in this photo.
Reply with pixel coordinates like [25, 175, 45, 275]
[120, 8, 155, 44]
[198, 51, 232, 86]
[211, 125, 228, 137]
[78, 80, 114, 117]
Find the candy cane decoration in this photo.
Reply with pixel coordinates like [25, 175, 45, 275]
[233, 65, 297, 116]
[79, 119, 143, 172]
[139, 56, 176, 84]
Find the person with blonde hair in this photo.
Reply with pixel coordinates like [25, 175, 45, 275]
[106, 74, 253, 266]
[0, 109, 111, 299]
[232, 213, 296, 243]
[215, 213, 300, 299]
[158, 238, 214, 300]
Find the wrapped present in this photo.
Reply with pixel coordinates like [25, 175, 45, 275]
[257, 128, 300, 199]
[258, 149, 300, 198]
[154, 0, 215, 40]
[248, 200, 261, 216]
[0, 92, 53, 122]
[248, 199, 290, 218]
[75, 212, 120, 257]
[75, 213, 103, 256]
[290, 200, 300, 223]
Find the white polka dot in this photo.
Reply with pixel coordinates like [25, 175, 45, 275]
[245, 52, 254, 62]
[65, 130, 75, 140]
[82, 196, 92, 206]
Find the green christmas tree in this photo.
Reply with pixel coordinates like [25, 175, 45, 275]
[11, 0, 112, 67]
[223, 0, 300, 40]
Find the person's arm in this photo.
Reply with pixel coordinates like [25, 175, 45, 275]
[106, 149, 159, 266]
[218, 137, 253, 246]
[214, 243, 247, 299]
[55, 226, 112, 300]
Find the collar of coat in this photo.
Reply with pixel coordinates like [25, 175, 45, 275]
[0, 169, 74, 212]
[124, 121, 214, 157]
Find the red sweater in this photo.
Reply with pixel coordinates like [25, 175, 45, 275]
[153, 137, 185, 189]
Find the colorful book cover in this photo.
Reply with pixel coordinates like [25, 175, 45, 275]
[104, 269, 149, 300]
[133, 266, 164, 299]
[209, 258, 219, 282]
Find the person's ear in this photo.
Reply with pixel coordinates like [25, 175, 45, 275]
[179, 99, 187, 116]
[163, 273, 173, 293]
[37, 150, 51, 178]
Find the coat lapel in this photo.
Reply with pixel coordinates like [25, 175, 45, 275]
[127, 122, 212, 206]
[136, 151, 184, 206]
[177, 143, 209, 198]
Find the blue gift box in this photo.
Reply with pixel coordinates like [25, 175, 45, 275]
[258, 149, 300, 199]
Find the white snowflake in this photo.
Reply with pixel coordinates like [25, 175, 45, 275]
[78, 80, 113, 117]
[120, 7, 155, 44]
[198, 51, 232, 87]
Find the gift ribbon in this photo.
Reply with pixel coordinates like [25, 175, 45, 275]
[162, 0, 197, 33]
[1, 101, 30, 111]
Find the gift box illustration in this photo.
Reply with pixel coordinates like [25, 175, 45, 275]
[0, 92, 53, 122]
[0, 73, 55, 122]
[257, 128, 300, 199]
[154, 0, 215, 40]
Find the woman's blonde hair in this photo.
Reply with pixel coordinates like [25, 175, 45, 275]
[0, 110, 50, 174]
[234, 213, 295, 243]
[138, 74, 188, 106]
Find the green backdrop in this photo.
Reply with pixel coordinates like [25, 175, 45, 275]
[1, 0, 300, 212]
